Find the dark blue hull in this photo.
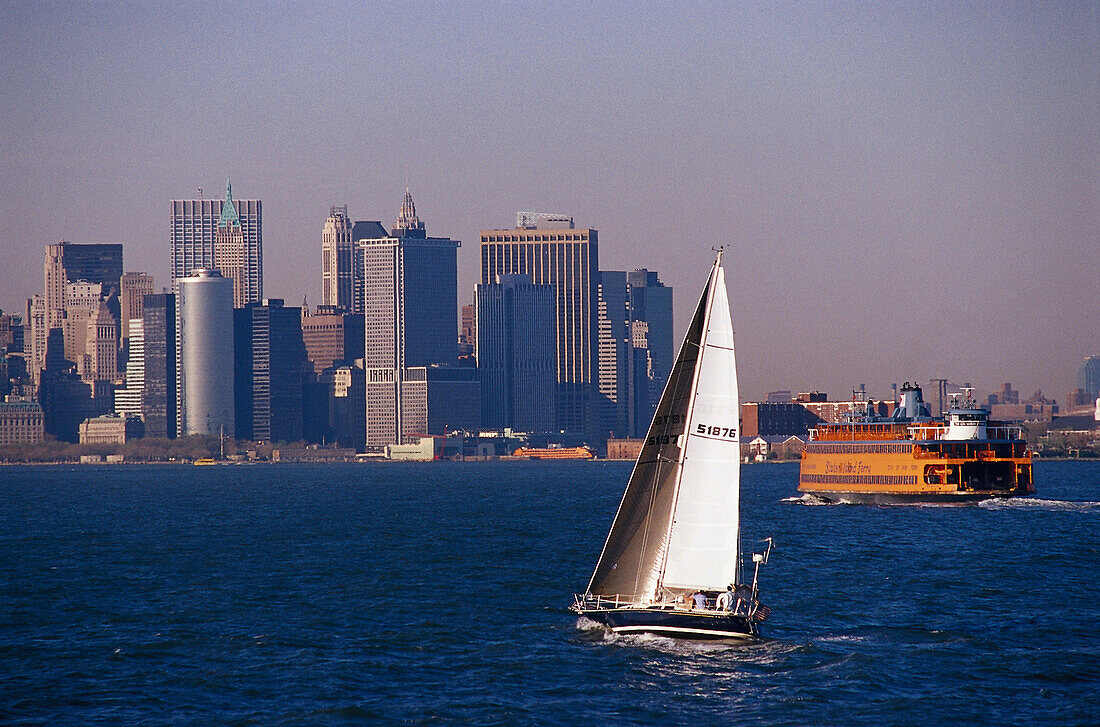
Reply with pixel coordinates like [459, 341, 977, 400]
[577, 607, 759, 640]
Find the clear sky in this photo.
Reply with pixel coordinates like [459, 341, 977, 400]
[2, 1, 1096, 402]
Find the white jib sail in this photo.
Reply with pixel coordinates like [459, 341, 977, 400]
[660, 260, 741, 591]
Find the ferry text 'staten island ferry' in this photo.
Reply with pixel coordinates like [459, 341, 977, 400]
[798, 383, 1034, 504]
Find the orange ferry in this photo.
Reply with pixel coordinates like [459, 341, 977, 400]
[512, 446, 595, 460]
[798, 383, 1033, 504]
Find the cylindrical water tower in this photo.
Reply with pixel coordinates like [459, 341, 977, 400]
[178, 269, 235, 437]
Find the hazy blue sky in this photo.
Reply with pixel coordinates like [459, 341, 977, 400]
[2, 1, 1096, 401]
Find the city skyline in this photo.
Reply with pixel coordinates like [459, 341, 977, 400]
[2, 2, 1096, 401]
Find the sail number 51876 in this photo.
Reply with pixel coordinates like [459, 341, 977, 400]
[697, 424, 737, 438]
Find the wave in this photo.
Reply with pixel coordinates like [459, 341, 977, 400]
[780, 494, 838, 506]
[979, 497, 1100, 513]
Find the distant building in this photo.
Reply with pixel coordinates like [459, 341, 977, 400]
[38, 368, 112, 443]
[363, 190, 460, 447]
[301, 308, 364, 375]
[35, 242, 123, 385]
[480, 215, 598, 434]
[170, 179, 261, 302]
[400, 365, 480, 438]
[626, 269, 673, 426]
[25, 295, 47, 386]
[304, 363, 365, 450]
[475, 274, 554, 432]
[350, 220, 388, 314]
[0, 401, 44, 446]
[119, 272, 153, 346]
[141, 293, 176, 439]
[606, 438, 644, 461]
[747, 434, 806, 460]
[0, 310, 23, 354]
[234, 299, 307, 443]
[59, 282, 122, 384]
[742, 402, 824, 438]
[79, 413, 143, 444]
[459, 303, 476, 360]
[177, 270, 234, 437]
[987, 382, 1020, 407]
[44, 241, 123, 331]
[596, 269, 673, 438]
[741, 395, 896, 438]
[321, 205, 355, 311]
[81, 297, 119, 384]
[114, 319, 144, 417]
[385, 434, 463, 461]
[1078, 356, 1100, 400]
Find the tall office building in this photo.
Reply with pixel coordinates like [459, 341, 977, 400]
[141, 293, 176, 438]
[301, 308, 364, 375]
[170, 179, 262, 303]
[119, 272, 153, 344]
[351, 220, 388, 314]
[363, 190, 461, 447]
[44, 241, 123, 329]
[234, 299, 307, 443]
[596, 270, 674, 438]
[480, 213, 598, 434]
[627, 270, 673, 432]
[597, 271, 632, 437]
[1078, 356, 1100, 400]
[321, 205, 354, 311]
[26, 295, 47, 386]
[114, 319, 144, 417]
[83, 298, 119, 384]
[34, 242, 123, 383]
[475, 274, 555, 431]
[177, 270, 234, 437]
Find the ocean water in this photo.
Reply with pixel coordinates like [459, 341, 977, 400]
[1, 460, 1098, 726]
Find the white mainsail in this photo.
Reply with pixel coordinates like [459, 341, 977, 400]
[586, 252, 741, 603]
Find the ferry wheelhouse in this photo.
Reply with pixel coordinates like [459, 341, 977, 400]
[798, 383, 1033, 503]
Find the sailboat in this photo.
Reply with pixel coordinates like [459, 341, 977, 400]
[572, 250, 773, 640]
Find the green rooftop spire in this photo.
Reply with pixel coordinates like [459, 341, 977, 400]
[218, 177, 240, 227]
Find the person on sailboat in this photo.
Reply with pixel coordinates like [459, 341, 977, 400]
[691, 591, 708, 610]
[716, 585, 735, 611]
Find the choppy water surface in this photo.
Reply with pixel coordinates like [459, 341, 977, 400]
[1, 460, 1098, 725]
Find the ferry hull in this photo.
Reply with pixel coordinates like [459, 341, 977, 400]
[576, 607, 758, 640]
[807, 489, 1029, 505]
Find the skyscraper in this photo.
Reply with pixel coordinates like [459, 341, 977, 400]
[597, 270, 632, 437]
[234, 299, 308, 443]
[480, 214, 598, 434]
[321, 205, 354, 311]
[596, 269, 674, 438]
[475, 274, 555, 432]
[363, 190, 461, 447]
[352, 221, 388, 314]
[177, 270, 234, 437]
[627, 269, 673, 431]
[301, 308, 365, 375]
[44, 241, 123, 329]
[141, 293, 176, 439]
[35, 241, 123, 383]
[114, 319, 144, 417]
[1078, 356, 1100, 400]
[119, 272, 153, 344]
[170, 179, 262, 303]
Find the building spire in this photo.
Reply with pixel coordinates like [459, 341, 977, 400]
[219, 176, 240, 227]
[394, 187, 425, 235]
